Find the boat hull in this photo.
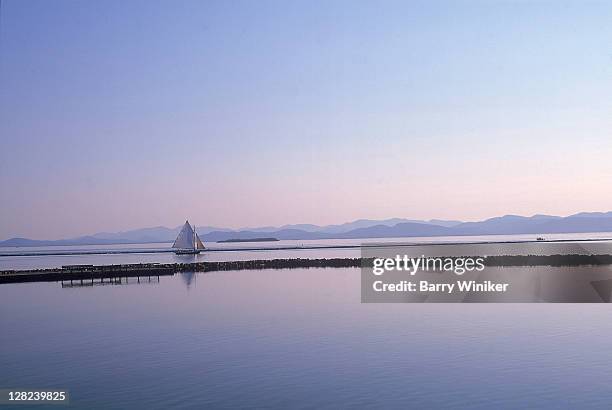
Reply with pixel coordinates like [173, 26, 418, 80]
[174, 249, 202, 255]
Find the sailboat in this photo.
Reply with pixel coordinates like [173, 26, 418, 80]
[172, 220, 206, 254]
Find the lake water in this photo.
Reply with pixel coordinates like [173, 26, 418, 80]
[3, 232, 612, 270]
[3, 234, 612, 408]
[2, 267, 612, 409]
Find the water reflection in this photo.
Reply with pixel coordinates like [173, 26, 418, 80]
[60, 275, 160, 288]
[180, 271, 196, 289]
[3, 267, 612, 409]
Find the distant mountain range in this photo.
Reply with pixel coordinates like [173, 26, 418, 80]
[3, 212, 612, 247]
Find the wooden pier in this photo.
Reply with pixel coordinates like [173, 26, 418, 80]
[61, 275, 161, 288]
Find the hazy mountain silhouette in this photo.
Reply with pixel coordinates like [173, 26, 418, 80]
[2, 212, 612, 247]
[237, 218, 460, 233]
[90, 225, 230, 242]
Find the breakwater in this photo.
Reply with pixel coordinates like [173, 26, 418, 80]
[2, 254, 612, 284]
[0, 259, 363, 284]
[485, 254, 612, 267]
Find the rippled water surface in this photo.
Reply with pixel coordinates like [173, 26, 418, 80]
[2, 267, 612, 409]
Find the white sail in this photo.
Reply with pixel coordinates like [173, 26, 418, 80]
[173, 221, 195, 249]
[195, 234, 205, 250]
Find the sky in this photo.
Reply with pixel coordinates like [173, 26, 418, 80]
[1, 0, 611, 240]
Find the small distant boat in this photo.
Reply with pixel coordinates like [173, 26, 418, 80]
[172, 220, 206, 254]
[536, 237, 545, 241]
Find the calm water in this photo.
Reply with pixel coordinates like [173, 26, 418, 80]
[3, 232, 612, 270]
[2, 267, 612, 409]
[3, 235, 612, 408]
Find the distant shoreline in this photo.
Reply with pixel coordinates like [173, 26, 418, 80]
[2, 237, 612, 257]
[3, 233, 612, 249]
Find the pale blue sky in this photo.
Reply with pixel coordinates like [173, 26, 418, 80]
[1, 0, 611, 239]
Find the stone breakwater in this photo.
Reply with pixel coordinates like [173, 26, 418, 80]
[2, 254, 612, 284]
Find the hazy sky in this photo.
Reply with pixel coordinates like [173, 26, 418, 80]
[1, 0, 611, 239]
